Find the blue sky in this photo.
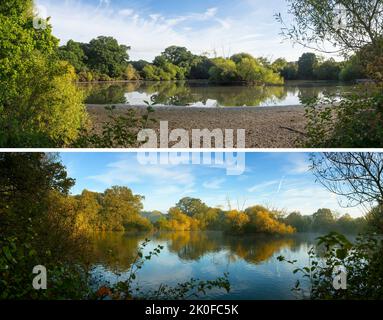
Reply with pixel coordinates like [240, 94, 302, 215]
[35, 0, 337, 61]
[59, 152, 363, 217]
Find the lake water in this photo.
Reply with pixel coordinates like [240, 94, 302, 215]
[89, 231, 322, 300]
[80, 81, 356, 108]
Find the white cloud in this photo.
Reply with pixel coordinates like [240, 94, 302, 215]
[88, 157, 195, 188]
[248, 180, 280, 193]
[36, 0, 316, 61]
[203, 178, 225, 189]
[118, 8, 134, 17]
[285, 154, 311, 175]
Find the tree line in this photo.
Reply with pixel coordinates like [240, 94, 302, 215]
[58, 38, 367, 84]
[73, 189, 368, 235]
[59, 40, 284, 85]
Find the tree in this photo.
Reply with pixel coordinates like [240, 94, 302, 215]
[285, 212, 312, 232]
[366, 206, 383, 233]
[281, 62, 299, 80]
[189, 56, 214, 79]
[160, 46, 194, 68]
[245, 206, 295, 234]
[83, 36, 130, 78]
[131, 60, 151, 72]
[99, 186, 144, 231]
[230, 53, 255, 64]
[339, 55, 366, 81]
[312, 208, 336, 232]
[314, 59, 341, 80]
[311, 153, 383, 208]
[298, 53, 318, 79]
[122, 64, 140, 80]
[224, 210, 250, 234]
[58, 40, 87, 73]
[175, 197, 209, 218]
[0, 153, 89, 299]
[276, 0, 383, 55]
[75, 190, 101, 232]
[271, 58, 288, 73]
[209, 58, 239, 83]
[0, 0, 87, 147]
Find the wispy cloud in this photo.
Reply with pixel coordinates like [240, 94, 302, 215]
[203, 178, 225, 189]
[87, 157, 195, 190]
[36, 0, 316, 61]
[248, 180, 280, 193]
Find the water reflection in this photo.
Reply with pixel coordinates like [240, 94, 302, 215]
[89, 231, 319, 299]
[90, 231, 302, 269]
[80, 81, 355, 107]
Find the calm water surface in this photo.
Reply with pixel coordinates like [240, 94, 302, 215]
[80, 81, 356, 107]
[90, 231, 323, 300]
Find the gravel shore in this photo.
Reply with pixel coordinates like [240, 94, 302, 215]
[87, 105, 307, 148]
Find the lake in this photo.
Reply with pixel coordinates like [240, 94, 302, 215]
[89, 231, 323, 300]
[80, 81, 356, 108]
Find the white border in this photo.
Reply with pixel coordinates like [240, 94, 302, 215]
[1, 148, 382, 153]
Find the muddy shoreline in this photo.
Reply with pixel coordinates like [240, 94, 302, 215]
[86, 105, 307, 148]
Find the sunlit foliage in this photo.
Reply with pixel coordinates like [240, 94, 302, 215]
[0, 1, 88, 147]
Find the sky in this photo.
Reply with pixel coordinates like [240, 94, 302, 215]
[35, 0, 338, 62]
[59, 152, 364, 217]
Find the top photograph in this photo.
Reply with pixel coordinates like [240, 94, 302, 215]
[1, 0, 382, 149]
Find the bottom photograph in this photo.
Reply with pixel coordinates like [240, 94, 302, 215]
[1, 151, 382, 301]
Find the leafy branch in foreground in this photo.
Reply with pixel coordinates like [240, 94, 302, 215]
[302, 90, 383, 148]
[278, 232, 383, 300]
[74, 102, 156, 148]
[94, 239, 230, 300]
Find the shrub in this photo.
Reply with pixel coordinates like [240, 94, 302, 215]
[303, 90, 383, 148]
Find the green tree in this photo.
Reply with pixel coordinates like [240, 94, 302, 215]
[83, 36, 130, 78]
[312, 208, 336, 232]
[298, 53, 318, 80]
[285, 212, 312, 232]
[277, 0, 383, 55]
[58, 40, 87, 73]
[0, 0, 87, 147]
[189, 56, 214, 79]
[314, 59, 341, 80]
[209, 58, 239, 83]
[160, 46, 195, 69]
[339, 55, 366, 81]
[271, 58, 288, 73]
[281, 62, 299, 80]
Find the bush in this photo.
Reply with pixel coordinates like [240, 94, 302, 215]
[303, 90, 383, 147]
[0, 5, 88, 147]
[279, 232, 383, 299]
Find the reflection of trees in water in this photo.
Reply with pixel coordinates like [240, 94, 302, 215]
[79, 81, 353, 107]
[90, 232, 148, 272]
[156, 232, 298, 265]
[80, 82, 141, 104]
[90, 231, 313, 271]
[142, 81, 197, 106]
[194, 86, 288, 107]
[156, 231, 222, 261]
[223, 236, 295, 264]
